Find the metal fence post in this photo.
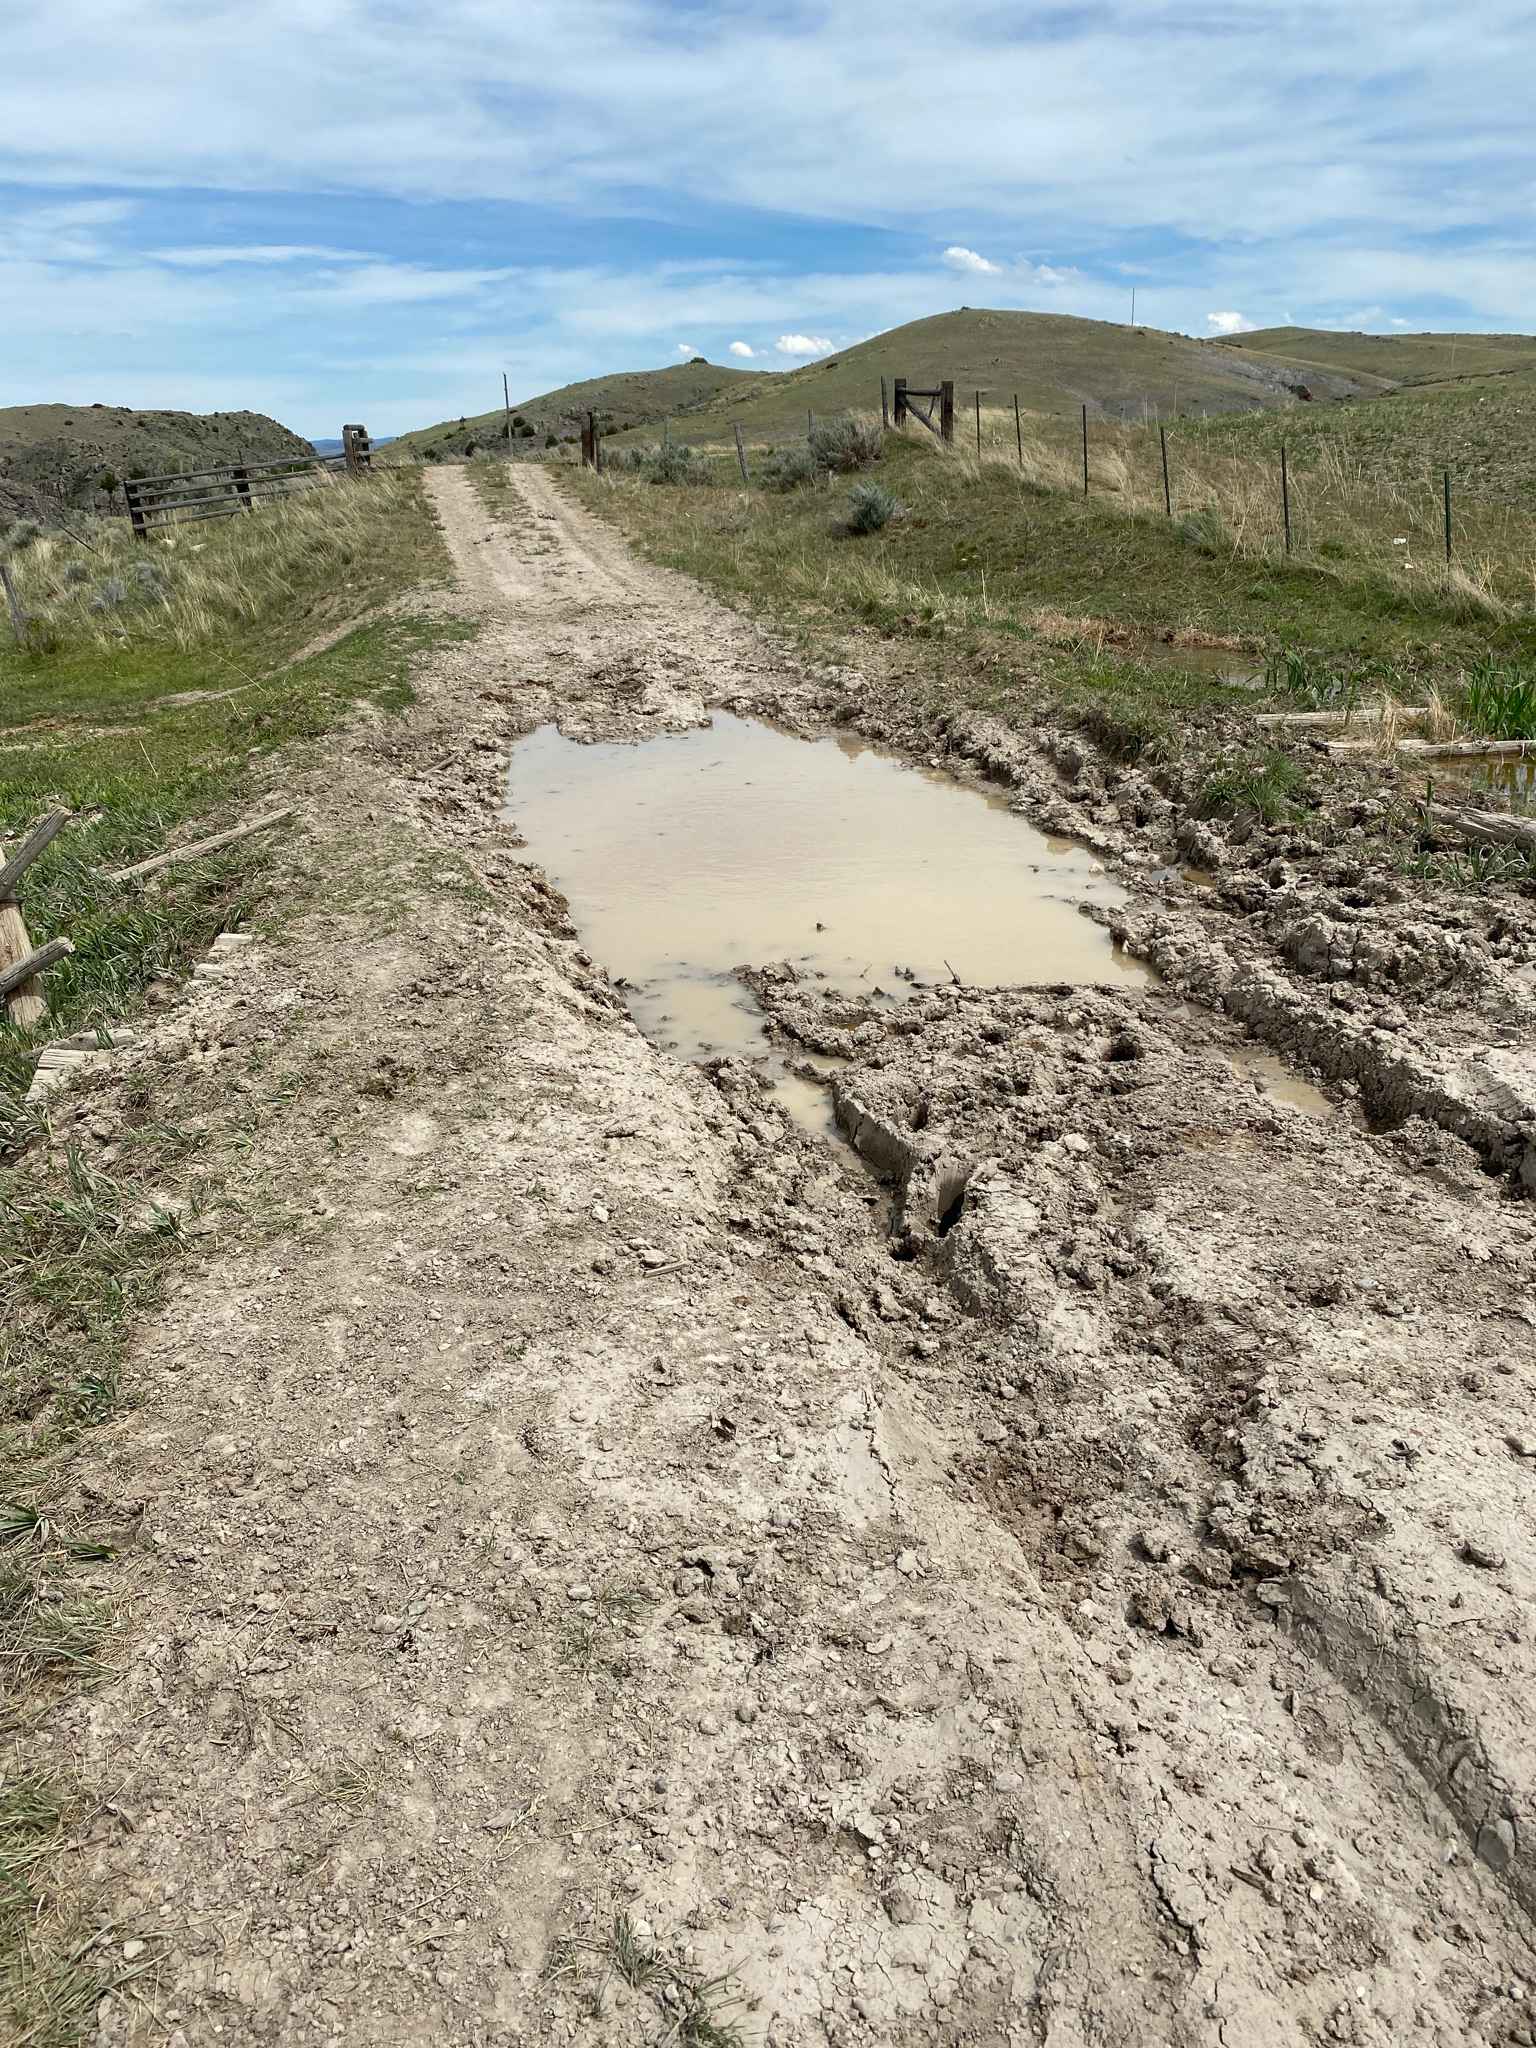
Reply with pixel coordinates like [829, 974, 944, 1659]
[1081, 405, 1089, 496]
[1014, 394, 1023, 469]
[1160, 424, 1172, 517]
[1281, 442, 1292, 554]
[974, 389, 982, 463]
[1444, 470, 1453, 566]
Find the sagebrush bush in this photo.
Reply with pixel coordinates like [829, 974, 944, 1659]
[761, 445, 818, 492]
[846, 482, 900, 534]
[606, 443, 709, 485]
[809, 414, 883, 474]
[647, 442, 709, 486]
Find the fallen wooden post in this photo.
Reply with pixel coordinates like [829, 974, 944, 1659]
[1256, 707, 1432, 730]
[1398, 738, 1536, 761]
[0, 808, 70, 901]
[1426, 801, 1536, 850]
[0, 937, 73, 1003]
[106, 807, 296, 885]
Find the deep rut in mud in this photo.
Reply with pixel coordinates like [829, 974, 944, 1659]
[50, 462, 1536, 2048]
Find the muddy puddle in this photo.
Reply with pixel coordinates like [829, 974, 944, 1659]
[1227, 1045, 1337, 1119]
[506, 713, 1146, 1129]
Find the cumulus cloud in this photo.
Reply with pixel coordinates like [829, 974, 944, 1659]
[675, 341, 700, 355]
[729, 340, 755, 357]
[942, 246, 999, 275]
[1206, 310, 1256, 335]
[775, 333, 833, 356]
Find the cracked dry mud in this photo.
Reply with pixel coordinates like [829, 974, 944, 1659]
[52, 465, 1536, 2046]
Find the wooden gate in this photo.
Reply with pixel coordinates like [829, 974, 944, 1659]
[892, 379, 955, 444]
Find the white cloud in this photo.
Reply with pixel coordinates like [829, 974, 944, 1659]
[942, 246, 1000, 275]
[152, 244, 372, 267]
[775, 333, 833, 357]
[1206, 311, 1256, 335]
[675, 341, 699, 355]
[729, 340, 755, 357]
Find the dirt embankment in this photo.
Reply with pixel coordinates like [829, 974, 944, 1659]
[35, 465, 1536, 2047]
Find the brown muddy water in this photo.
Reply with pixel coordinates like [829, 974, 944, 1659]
[506, 712, 1146, 1128]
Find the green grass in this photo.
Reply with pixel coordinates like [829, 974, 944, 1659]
[1198, 749, 1308, 824]
[1457, 659, 1536, 738]
[576, 433, 1535, 687]
[1177, 368, 1536, 513]
[0, 1768, 119, 2048]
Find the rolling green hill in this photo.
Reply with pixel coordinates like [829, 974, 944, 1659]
[1177, 363, 1536, 508]
[387, 359, 771, 461]
[0, 403, 312, 523]
[1221, 326, 1536, 389]
[599, 309, 1399, 450]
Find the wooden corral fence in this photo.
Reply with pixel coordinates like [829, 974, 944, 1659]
[123, 424, 372, 539]
[891, 379, 955, 444]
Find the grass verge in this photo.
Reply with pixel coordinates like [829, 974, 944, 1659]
[564, 427, 1536, 814]
[1, 466, 456, 2043]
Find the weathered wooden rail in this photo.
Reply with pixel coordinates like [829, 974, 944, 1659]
[124, 424, 372, 538]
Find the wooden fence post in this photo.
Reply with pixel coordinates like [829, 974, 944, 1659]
[939, 382, 955, 445]
[974, 390, 982, 462]
[125, 478, 147, 540]
[0, 808, 71, 1029]
[231, 463, 252, 513]
[0, 562, 27, 641]
[893, 378, 908, 429]
[880, 377, 890, 431]
[733, 423, 750, 485]
[1160, 424, 1172, 516]
[807, 410, 815, 442]
[342, 425, 371, 473]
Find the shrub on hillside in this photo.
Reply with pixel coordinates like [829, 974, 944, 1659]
[760, 444, 818, 492]
[608, 443, 711, 485]
[809, 414, 883, 474]
[846, 482, 900, 534]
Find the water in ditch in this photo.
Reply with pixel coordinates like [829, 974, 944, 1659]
[505, 712, 1148, 1129]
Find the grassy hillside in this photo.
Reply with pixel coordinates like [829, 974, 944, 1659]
[1178, 367, 1536, 509]
[608, 310, 1396, 452]
[1222, 327, 1536, 389]
[0, 404, 313, 523]
[388, 359, 771, 461]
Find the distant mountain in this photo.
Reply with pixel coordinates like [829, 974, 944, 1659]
[388, 359, 771, 460]
[0, 403, 313, 522]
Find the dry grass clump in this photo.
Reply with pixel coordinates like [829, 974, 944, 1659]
[9, 472, 424, 655]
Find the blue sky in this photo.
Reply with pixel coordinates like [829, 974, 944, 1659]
[3, 1, 1533, 438]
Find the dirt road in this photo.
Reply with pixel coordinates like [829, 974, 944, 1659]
[57, 465, 1536, 2046]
